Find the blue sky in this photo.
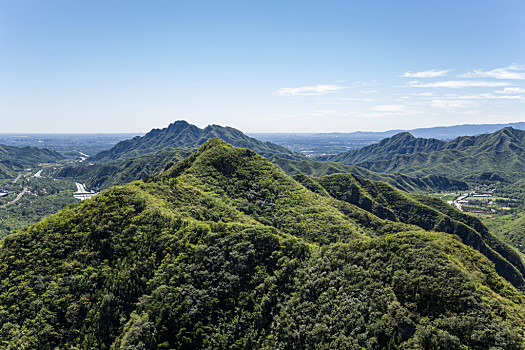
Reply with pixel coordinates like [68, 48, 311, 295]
[1, 0, 524, 133]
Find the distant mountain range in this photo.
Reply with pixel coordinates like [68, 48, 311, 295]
[0, 144, 64, 178]
[252, 122, 525, 141]
[319, 127, 525, 182]
[90, 120, 305, 162]
[3, 139, 524, 348]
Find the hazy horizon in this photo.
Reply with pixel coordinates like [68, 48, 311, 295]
[1, 121, 525, 136]
[1, 1, 524, 133]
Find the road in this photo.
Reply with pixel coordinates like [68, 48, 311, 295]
[78, 151, 89, 162]
[33, 170, 43, 178]
[451, 194, 469, 211]
[12, 174, 22, 184]
[73, 182, 97, 200]
[0, 187, 29, 208]
[75, 182, 88, 193]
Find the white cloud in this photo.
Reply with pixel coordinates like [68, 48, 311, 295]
[460, 64, 525, 79]
[337, 97, 373, 102]
[312, 110, 356, 117]
[408, 80, 509, 88]
[404, 69, 451, 78]
[455, 93, 525, 101]
[428, 100, 473, 109]
[370, 104, 405, 112]
[431, 92, 525, 101]
[360, 107, 422, 118]
[278, 84, 348, 96]
[495, 87, 525, 94]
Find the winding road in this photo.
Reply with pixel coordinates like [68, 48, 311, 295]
[0, 187, 29, 209]
[12, 174, 22, 184]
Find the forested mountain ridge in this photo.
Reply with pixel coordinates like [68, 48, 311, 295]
[293, 172, 525, 287]
[0, 143, 64, 177]
[55, 147, 196, 191]
[90, 120, 305, 162]
[271, 156, 468, 192]
[320, 127, 525, 181]
[1, 139, 525, 349]
[319, 132, 447, 164]
[56, 147, 468, 193]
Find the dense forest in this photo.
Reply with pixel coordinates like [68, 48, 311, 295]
[55, 147, 468, 194]
[0, 144, 64, 178]
[90, 120, 305, 163]
[55, 147, 196, 191]
[1, 139, 524, 349]
[319, 127, 525, 183]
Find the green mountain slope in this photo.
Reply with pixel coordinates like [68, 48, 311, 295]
[321, 127, 525, 182]
[90, 120, 304, 163]
[0, 163, 14, 178]
[57, 147, 468, 193]
[272, 156, 468, 192]
[492, 213, 525, 253]
[294, 172, 525, 286]
[1, 139, 525, 349]
[56, 147, 196, 191]
[0, 144, 64, 177]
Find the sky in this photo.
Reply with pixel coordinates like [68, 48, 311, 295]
[1, 0, 524, 133]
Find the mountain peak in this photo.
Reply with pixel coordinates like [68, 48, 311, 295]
[391, 131, 415, 139]
[90, 121, 304, 162]
[167, 120, 191, 128]
[162, 138, 259, 178]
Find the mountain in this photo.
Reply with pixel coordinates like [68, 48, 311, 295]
[1, 139, 525, 348]
[90, 120, 305, 162]
[55, 147, 195, 191]
[56, 147, 468, 193]
[292, 172, 525, 286]
[0, 144, 64, 177]
[253, 122, 525, 141]
[409, 122, 525, 139]
[493, 213, 525, 253]
[320, 127, 525, 182]
[271, 156, 468, 192]
[249, 122, 525, 156]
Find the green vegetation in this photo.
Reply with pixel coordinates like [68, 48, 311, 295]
[0, 175, 77, 238]
[272, 156, 468, 192]
[56, 148, 468, 194]
[91, 120, 305, 163]
[293, 173, 525, 287]
[428, 193, 458, 202]
[0, 144, 64, 178]
[55, 147, 196, 191]
[320, 127, 525, 183]
[1, 139, 525, 349]
[495, 213, 525, 252]
[480, 180, 525, 254]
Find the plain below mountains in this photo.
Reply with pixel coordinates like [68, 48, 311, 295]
[319, 127, 525, 182]
[2, 139, 525, 349]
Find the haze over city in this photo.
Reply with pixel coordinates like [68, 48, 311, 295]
[1, 0, 524, 133]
